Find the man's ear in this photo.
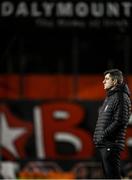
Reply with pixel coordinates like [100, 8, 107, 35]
[113, 79, 117, 85]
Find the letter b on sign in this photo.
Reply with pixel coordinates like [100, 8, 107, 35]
[41, 102, 94, 159]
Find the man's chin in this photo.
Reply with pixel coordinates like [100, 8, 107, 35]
[104, 86, 109, 90]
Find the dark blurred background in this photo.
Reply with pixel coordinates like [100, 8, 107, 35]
[0, 28, 131, 74]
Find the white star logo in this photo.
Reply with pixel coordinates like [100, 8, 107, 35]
[1, 113, 26, 158]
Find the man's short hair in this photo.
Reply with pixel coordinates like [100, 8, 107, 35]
[104, 69, 123, 84]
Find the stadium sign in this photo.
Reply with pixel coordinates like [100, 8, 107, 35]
[0, 1, 132, 18]
[0, 1, 131, 29]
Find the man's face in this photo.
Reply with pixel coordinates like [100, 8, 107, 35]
[103, 73, 115, 90]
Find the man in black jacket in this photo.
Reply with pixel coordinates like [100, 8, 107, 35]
[93, 69, 131, 179]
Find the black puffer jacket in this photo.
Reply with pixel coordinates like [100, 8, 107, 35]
[93, 83, 131, 150]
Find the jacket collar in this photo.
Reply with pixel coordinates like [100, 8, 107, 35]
[107, 83, 130, 97]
